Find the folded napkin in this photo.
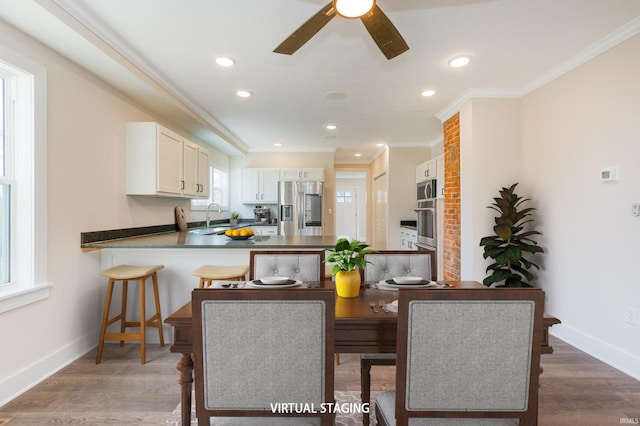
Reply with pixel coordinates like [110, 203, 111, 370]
[384, 300, 398, 313]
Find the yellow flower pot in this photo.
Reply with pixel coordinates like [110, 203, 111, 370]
[335, 270, 361, 298]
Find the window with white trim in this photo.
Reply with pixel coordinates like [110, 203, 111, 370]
[0, 48, 49, 314]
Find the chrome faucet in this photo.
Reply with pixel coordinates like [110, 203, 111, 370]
[206, 203, 221, 228]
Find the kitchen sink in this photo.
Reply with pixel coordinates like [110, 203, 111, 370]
[188, 225, 231, 236]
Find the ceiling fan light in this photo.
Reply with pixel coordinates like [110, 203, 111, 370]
[334, 0, 375, 18]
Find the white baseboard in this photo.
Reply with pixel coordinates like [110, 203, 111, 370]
[551, 324, 640, 381]
[0, 331, 98, 406]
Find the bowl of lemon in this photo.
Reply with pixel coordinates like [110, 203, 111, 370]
[224, 228, 254, 240]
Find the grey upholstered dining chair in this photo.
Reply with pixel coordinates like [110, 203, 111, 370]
[375, 288, 544, 426]
[360, 250, 435, 426]
[192, 288, 335, 425]
[249, 250, 325, 282]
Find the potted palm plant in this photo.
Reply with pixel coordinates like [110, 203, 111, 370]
[479, 183, 544, 287]
[325, 238, 376, 298]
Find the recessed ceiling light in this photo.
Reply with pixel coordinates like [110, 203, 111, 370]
[421, 89, 436, 97]
[274, 143, 282, 147]
[448, 55, 471, 68]
[236, 90, 252, 98]
[355, 153, 362, 157]
[215, 56, 235, 67]
[326, 124, 337, 130]
[376, 143, 385, 147]
[325, 90, 346, 100]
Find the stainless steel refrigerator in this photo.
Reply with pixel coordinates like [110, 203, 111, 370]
[278, 181, 324, 236]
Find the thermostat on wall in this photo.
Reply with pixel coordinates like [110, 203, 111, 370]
[600, 167, 618, 182]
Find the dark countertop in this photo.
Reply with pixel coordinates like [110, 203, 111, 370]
[81, 227, 338, 249]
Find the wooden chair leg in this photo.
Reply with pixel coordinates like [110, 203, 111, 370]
[335, 354, 341, 365]
[361, 358, 372, 426]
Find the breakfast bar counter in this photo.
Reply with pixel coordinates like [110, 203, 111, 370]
[83, 227, 339, 346]
[81, 228, 338, 250]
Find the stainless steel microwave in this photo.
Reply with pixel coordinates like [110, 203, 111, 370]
[417, 178, 437, 201]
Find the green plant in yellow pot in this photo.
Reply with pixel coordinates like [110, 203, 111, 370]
[325, 238, 376, 298]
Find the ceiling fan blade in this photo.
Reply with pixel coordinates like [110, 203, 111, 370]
[360, 4, 409, 60]
[274, 2, 337, 55]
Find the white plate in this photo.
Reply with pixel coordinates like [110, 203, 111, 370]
[259, 277, 291, 285]
[248, 280, 302, 289]
[392, 276, 424, 285]
[378, 280, 438, 290]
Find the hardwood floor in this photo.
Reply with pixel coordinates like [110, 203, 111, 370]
[0, 336, 638, 425]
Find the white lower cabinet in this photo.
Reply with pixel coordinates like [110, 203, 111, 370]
[400, 227, 418, 251]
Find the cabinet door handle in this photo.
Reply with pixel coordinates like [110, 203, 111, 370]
[181, 180, 184, 190]
[256, 194, 259, 200]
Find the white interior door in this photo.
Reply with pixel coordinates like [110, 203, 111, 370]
[335, 186, 357, 240]
[373, 173, 387, 249]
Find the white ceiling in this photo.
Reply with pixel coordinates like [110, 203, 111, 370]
[1, 0, 639, 162]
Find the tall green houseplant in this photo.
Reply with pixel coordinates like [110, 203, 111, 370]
[479, 183, 544, 287]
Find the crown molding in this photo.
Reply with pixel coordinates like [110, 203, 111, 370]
[435, 88, 523, 123]
[44, 0, 249, 154]
[435, 15, 640, 124]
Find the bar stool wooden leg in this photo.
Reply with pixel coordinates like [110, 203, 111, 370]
[139, 276, 146, 365]
[120, 280, 128, 347]
[151, 272, 164, 347]
[96, 279, 116, 364]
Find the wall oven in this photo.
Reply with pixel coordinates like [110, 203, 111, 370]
[415, 178, 437, 249]
[415, 199, 436, 249]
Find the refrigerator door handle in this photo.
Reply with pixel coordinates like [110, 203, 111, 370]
[297, 190, 304, 230]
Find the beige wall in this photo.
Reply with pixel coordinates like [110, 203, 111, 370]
[459, 98, 522, 281]
[455, 34, 640, 379]
[519, 33, 640, 375]
[388, 147, 430, 249]
[0, 21, 226, 403]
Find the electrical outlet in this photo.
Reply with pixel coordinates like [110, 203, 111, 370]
[627, 308, 639, 326]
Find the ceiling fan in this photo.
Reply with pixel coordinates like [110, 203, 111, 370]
[274, 0, 409, 60]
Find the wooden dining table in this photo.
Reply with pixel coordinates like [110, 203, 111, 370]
[164, 280, 560, 425]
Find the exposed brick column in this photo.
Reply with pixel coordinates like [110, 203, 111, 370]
[443, 114, 461, 281]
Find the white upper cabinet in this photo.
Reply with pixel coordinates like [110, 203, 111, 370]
[197, 148, 210, 196]
[280, 168, 324, 182]
[240, 168, 279, 204]
[416, 159, 436, 183]
[126, 122, 209, 198]
[416, 155, 445, 197]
